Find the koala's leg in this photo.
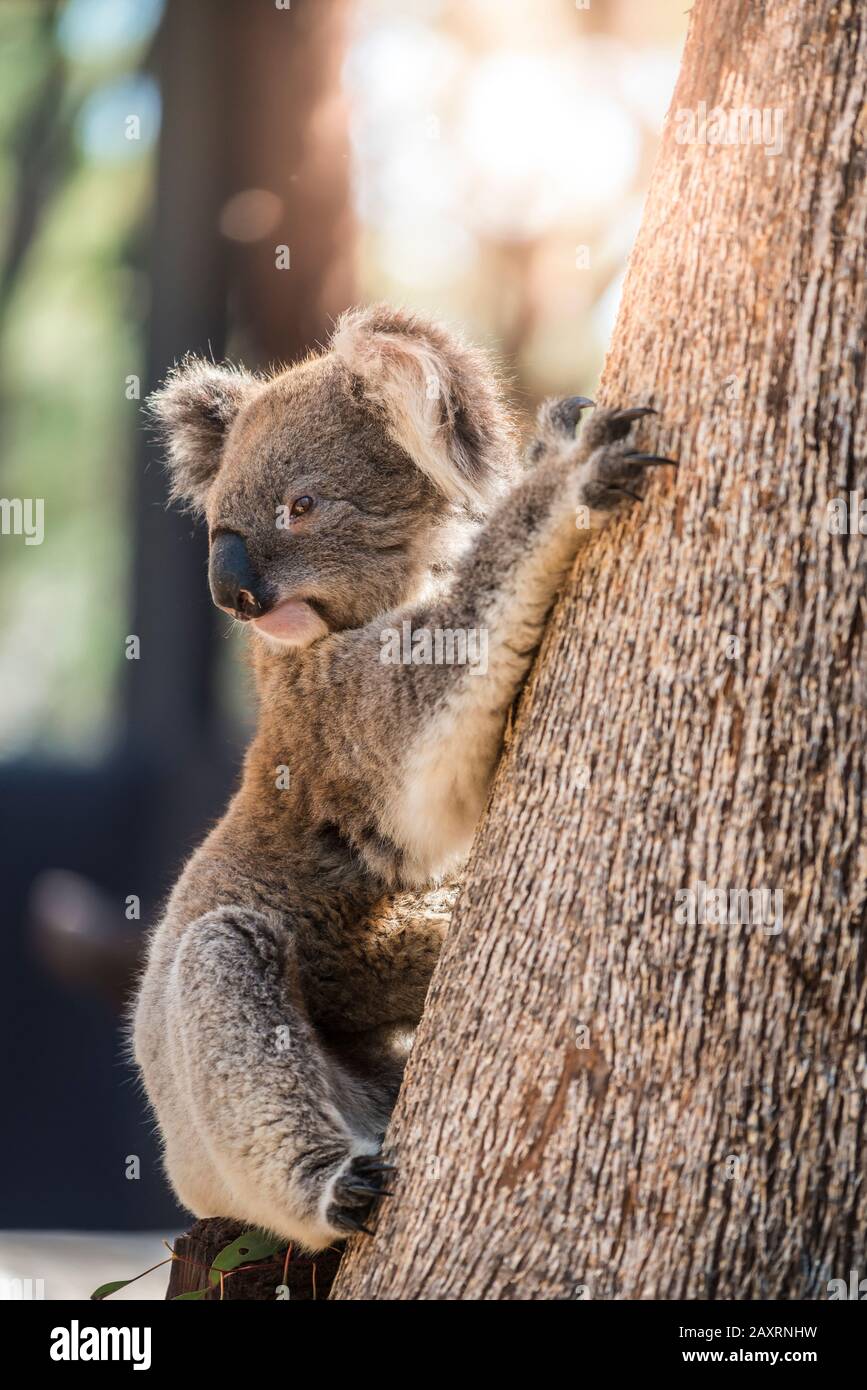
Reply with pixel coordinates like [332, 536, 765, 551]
[316, 401, 674, 884]
[133, 971, 238, 1223]
[154, 907, 395, 1248]
[301, 885, 454, 1032]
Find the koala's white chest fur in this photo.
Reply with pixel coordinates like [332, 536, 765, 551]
[385, 689, 508, 885]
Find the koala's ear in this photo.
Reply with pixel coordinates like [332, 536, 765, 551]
[148, 357, 259, 513]
[330, 305, 515, 510]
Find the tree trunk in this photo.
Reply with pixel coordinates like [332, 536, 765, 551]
[332, 0, 867, 1301]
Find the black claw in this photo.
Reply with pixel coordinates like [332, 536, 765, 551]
[341, 1179, 395, 1198]
[612, 406, 657, 422]
[551, 395, 595, 432]
[327, 1151, 397, 1237]
[622, 451, 678, 466]
[335, 1213, 375, 1236]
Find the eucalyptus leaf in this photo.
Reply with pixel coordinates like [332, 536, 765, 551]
[91, 1279, 135, 1301]
[208, 1229, 285, 1286]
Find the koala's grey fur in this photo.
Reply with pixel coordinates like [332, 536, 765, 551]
[132, 305, 669, 1249]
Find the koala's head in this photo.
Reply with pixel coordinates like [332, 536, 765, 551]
[149, 305, 514, 649]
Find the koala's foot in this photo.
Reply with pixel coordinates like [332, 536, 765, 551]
[533, 396, 677, 513]
[325, 1152, 396, 1238]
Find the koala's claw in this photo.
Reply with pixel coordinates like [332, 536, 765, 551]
[610, 405, 657, 427]
[622, 450, 678, 467]
[588, 403, 658, 445]
[327, 1152, 396, 1237]
[531, 396, 595, 454]
[333, 1212, 375, 1236]
[553, 395, 595, 433]
[340, 1178, 395, 1198]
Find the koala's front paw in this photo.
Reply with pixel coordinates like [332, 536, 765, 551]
[576, 404, 676, 512]
[325, 1152, 396, 1238]
[533, 397, 676, 514]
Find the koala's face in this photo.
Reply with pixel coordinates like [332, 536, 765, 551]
[151, 306, 514, 649]
[204, 356, 442, 646]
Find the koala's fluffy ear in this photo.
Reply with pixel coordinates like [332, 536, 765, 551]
[148, 357, 259, 513]
[331, 305, 515, 511]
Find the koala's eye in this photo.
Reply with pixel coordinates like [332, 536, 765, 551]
[289, 495, 314, 518]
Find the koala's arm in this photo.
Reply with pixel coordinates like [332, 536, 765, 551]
[308, 400, 672, 885]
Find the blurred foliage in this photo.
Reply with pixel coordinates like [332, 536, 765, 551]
[0, 0, 159, 758]
[347, 0, 687, 406]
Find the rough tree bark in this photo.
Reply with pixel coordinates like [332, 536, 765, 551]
[333, 0, 867, 1300]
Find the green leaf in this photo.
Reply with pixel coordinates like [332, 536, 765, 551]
[90, 1254, 175, 1301]
[208, 1229, 285, 1286]
[173, 1289, 208, 1300]
[90, 1279, 134, 1301]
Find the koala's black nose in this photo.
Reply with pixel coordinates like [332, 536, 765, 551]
[209, 531, 265, 619]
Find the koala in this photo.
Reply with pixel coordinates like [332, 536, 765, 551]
[132, 304, 673, 1251]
